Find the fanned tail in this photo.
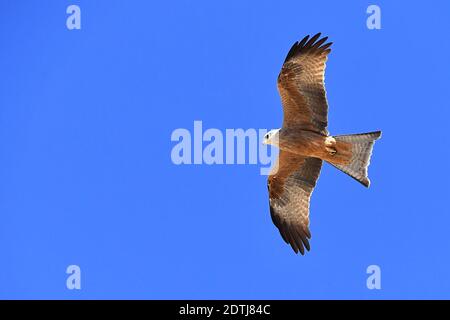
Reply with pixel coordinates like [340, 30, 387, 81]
[329, 131, 381, 187]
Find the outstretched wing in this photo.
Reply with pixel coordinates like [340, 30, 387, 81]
[268, 151, 322, 254]
[277, 33, 332, 135]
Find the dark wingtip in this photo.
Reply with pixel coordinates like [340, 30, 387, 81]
[312, 32, 322, 40]
[304, 240, 311, 252]
[298, 35, 310, 47]
[283, 33, 332, 62]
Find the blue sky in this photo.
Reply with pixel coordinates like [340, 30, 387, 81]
[1, 0, 450, 299]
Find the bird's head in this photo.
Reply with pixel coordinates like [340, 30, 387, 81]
[263, 129, 280, 146]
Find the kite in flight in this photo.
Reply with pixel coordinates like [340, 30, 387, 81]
[264, 33, 381, 255]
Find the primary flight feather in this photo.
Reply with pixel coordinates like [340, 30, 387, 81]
[264, 33, 381, 255]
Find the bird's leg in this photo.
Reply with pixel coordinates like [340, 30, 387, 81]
[324, 136, 337, 155]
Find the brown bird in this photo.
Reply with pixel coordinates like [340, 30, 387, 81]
[263, 33, 381, 255]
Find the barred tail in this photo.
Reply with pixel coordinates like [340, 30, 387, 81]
[330, 131, 382, 187]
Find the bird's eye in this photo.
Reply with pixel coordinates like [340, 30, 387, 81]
[265, 134, 269, 139]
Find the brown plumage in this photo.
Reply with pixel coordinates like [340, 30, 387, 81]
[264, 33, 381, 255]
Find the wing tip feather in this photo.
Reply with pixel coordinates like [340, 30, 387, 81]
[283, 33, 333, 62]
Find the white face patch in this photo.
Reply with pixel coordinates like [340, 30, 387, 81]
[263, 132, 271, 144]
[324, 136, 336, 146]
[265, 129, 280, 146]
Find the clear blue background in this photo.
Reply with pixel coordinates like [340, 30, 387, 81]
[1, 0, 449, 299]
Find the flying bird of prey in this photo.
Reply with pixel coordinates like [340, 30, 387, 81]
[263, 33, 381, 255]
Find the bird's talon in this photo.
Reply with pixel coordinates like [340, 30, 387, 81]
[326, 146, 337, 155]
